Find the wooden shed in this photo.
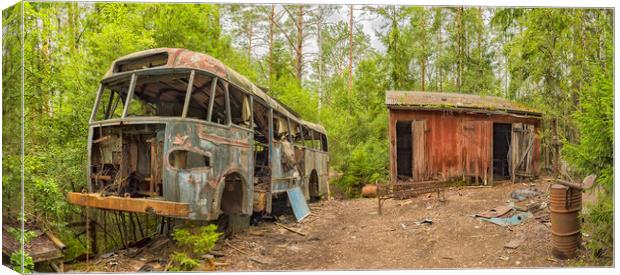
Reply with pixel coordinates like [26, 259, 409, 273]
[386, 91, 543, 186]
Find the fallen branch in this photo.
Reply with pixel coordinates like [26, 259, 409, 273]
[249, 256, 272, 264]
[275, 222, 306, 236]
[225, 239, 250, 255]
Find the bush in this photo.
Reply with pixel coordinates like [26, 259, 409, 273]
[562, 43, 613, 264]
[334, 139, 389, 197]
[172, 224, 222, 255]
[7, 227, 37, 274]
[168, 252, 199, 271]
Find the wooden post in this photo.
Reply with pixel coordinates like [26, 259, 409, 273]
[377, 184, 382, 215]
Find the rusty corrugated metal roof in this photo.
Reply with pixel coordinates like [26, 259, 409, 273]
[103, 48, 326, 134]
[385, 91, 542, 116]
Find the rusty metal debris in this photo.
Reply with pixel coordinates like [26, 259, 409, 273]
[510, 188, 541, 201]
[475, 205, 513, 219]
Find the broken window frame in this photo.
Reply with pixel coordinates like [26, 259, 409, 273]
[167, 148, 212, 172]
[228, 83, 253, 130]
[320, 134, 328, 152]
[92, 69, 236, 128]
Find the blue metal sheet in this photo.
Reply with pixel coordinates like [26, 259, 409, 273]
[479, 212, 533, 227]
[287, 186, 310, 222]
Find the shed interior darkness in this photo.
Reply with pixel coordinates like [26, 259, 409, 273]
[396, 120, 413, 179]
[493, 123, 512, 180]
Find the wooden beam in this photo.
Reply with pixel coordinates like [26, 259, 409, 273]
[67, 192, 190, 218]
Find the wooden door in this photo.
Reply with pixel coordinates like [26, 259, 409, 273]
[510, 123, 535, 182]
[411, 120, 427, 181]
[461, 121, 493, 185]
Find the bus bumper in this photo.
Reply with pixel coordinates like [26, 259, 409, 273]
[67, 192, 190, 218]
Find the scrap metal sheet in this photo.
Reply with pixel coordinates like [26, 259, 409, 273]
[287, 186, 311, 222]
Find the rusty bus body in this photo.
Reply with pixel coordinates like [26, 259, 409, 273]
[68, 48, 329, 221]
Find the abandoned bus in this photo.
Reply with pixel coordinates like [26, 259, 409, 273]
[67, 48, 329, 222]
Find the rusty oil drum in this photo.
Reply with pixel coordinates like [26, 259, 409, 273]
[361, 184, 378, 198]
[550, 183, 582, 259]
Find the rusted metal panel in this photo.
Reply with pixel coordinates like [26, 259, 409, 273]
[67, 192, 190, 217]
[163, 121, 254, 220]
[84, 119, 254, 221]
[302, 149, 329, 198]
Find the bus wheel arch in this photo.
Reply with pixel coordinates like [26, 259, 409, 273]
[219, 172, 247, 215]
[309, 169, 320, 201]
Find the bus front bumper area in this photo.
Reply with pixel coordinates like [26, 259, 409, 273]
[67, 192, 190, 218]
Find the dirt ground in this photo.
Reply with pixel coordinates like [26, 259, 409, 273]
[68, 176, 600, 272]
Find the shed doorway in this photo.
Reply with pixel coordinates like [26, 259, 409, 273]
[396, 120, 412, 179]
[492, 123, 512, 180]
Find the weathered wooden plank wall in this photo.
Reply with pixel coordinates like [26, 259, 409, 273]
[388, 109, 541, 185]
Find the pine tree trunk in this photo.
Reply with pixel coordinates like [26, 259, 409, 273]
[456, 7, 463, 92]
[268, 5, 275, 82]
[317, 12, 323, 108]
[247, 23, 253, 60]
[295, 5, 304, 82]
[420, 12, 426, 91]
[477, 7, 483, 81]
[438, 18, 442, 92]
[348, 5, 354, 94]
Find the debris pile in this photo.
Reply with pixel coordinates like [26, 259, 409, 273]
[474, 184, 550, 228]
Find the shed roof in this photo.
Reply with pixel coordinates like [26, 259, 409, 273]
[103, 48, 326, 134]
[385, 91, 542, 117]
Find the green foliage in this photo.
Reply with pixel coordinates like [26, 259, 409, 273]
[334, 140, 389, 197]
[7, 227, 38, 244]
[168, 252, 200, 271]
[11, 249, 35, 274]
[320, 54, 390, 197]
[562, 27, 613, 262]
[7, 228, 37, 274]
[172, 224, 223, 255]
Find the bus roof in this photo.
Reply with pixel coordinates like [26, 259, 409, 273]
[104, 48, 326, 135]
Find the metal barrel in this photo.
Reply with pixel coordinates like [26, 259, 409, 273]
[361, 184, 378, 198]
[550, 183, 582, 259]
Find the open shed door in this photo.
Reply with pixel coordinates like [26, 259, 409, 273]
[509, 123, 535, 182]
[461, 121, 493, 185]
[411, 120, 428, 181]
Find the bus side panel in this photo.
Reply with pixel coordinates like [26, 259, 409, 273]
[303, 150, 329, 198]
[163, 121, 253, 220]
[318, 152, 329, 196]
